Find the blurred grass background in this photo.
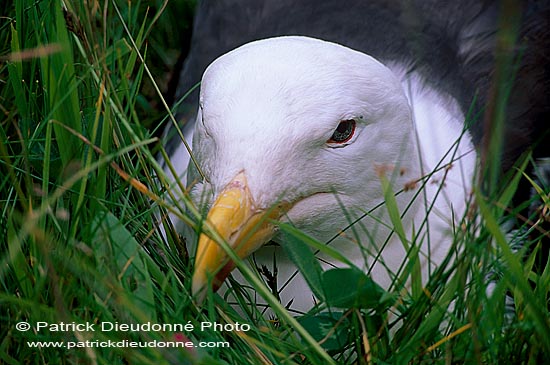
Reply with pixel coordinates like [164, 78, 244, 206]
[0, 1, 548, 364]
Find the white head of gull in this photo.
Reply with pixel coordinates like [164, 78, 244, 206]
[179, 36, 476, 313]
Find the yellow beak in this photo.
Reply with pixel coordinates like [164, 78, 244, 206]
[191, 172, 283, 301]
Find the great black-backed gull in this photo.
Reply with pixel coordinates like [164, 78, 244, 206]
[162, 0, 549, 313]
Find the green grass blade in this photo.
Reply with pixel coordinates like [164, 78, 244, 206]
[476, 189, 550, 349]
[38, 0, 82, 165]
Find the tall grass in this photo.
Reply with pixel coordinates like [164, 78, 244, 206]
[1, 1, 548, 364]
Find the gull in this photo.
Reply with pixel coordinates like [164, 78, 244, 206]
[167, 36, 477, 312]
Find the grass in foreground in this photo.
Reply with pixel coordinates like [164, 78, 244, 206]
[1, 1, 549, 364]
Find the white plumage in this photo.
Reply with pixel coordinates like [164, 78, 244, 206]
[169, 36, 477, 313]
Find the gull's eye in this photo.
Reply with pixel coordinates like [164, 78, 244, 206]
[327, 119, 356, 144]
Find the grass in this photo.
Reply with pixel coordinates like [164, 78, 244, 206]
[1, 1, 548, 364]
